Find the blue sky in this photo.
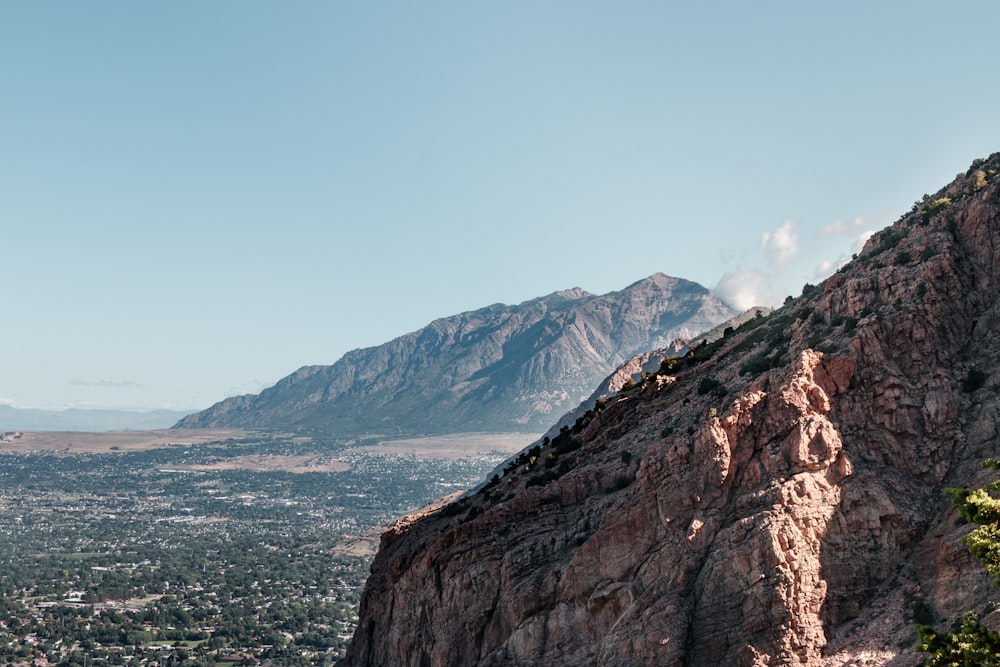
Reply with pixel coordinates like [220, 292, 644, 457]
[3, 2, 999, 412]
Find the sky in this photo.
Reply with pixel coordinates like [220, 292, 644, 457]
[3, 2, 1000, 413]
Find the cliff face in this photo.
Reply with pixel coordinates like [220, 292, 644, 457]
[176, 274, 735, 434]
[342, 155, 1000, 666]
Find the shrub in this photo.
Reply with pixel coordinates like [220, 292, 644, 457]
[741, 353, 780, 377]
[697, 377, 721, 396]
[963, 369, 988, 393]
[918, 460, 1000, 662]
[926, 197, 952, 216]
[660, 356, 681, 374]
[876, 229, 907, 252]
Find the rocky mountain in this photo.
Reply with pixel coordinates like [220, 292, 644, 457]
[176, 274, 736, 434]
[341, 154, 1000, 666]
[541, 306, 772, 441]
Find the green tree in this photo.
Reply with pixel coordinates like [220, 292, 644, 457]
[917, 459, 1000, 664]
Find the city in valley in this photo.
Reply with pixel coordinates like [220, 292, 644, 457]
[0, 430, 533, 667]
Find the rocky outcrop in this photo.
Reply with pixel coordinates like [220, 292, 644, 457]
[176, 274, 735, 434]
[342, 154, 1000, 665]
[542, 306, 771, 440]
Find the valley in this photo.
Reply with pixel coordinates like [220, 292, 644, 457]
[0, 430, 535, 666]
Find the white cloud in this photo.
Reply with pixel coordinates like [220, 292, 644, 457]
[814, 259, 836, 277]
[713, 267, 783, 311]
[760, 220, 800, 268]
[0, 397, 16, 407]
[851, 229, 875, 255]
[821, 216, 866, 236]
[812, 228, 876, 283]
[69, 378, 142, 388]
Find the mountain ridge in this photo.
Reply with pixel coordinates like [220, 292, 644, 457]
[176, 273, 737, 434]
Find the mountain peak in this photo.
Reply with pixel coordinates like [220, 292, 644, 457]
[176, 274, 736, 434]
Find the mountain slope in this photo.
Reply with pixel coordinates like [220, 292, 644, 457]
[176, 274, 736, 434]
[342, 154, 1000, 666]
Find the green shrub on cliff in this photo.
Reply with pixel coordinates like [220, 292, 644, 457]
[917, 459, 1000, 663]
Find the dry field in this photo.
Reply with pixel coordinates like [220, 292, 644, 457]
[0, 429, 248, 453]
[344, 432, 539, 459]
[0, 430, 537, 474]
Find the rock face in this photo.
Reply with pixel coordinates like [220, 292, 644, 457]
[176, 274, 735, 434]
[341, 154, 1000, 665]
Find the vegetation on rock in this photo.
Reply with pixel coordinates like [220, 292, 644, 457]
[918, 459, 1000, 665]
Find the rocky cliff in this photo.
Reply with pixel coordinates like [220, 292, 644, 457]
[341, 154, 1000, 666]
[176, 274, 735, 434]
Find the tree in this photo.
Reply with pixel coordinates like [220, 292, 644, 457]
[917, 459, 1000, 664]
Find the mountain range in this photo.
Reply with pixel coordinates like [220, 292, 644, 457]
[0, 405, 193, 432]
[341, 154, 1000, 665]
[176, 273, 736, 435]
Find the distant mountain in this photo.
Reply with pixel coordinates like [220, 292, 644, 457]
[176, 273, 737, 434]
[541, 305, 772, 440]
[0, 406, 195, 432]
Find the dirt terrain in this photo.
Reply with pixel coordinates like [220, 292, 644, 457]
[346, 432, 538, 459]
[0, 430, 537, 475]
[0, 429, 248, 453]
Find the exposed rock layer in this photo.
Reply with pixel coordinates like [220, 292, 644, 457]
[176, 274, 734, 434]
[342, 154, 1000, 665]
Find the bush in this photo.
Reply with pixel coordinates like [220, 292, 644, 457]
[918, 459, 1000, 663]
[963, 369, 988, 393]
[740, 353, 781, 377]
[924, 198, 952, 220]
[697, 377, 720, 395]
[876, 229, 907, 252]
[697, 377, 727, 397]
[660, 356, 681, 374]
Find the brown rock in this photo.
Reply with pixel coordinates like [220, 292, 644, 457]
[342, 154, 1000, 665]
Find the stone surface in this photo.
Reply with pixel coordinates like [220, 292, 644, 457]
[343, 155, 1000, 665]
